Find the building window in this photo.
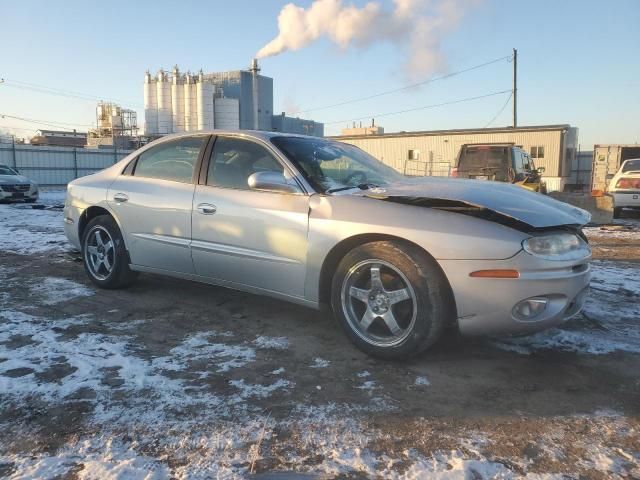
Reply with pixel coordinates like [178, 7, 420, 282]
[530, 146, 545, 158]
[408, 149, 420, 160]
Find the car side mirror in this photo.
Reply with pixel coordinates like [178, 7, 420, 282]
[536, 167, 545, 174]
[248, 171, 300, 194]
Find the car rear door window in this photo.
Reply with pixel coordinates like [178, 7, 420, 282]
[207, 137, 284, 190]
[134, 136, 207, 183]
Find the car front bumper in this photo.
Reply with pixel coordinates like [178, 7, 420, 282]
[611, 191, 640, 208]
[438, 250, 591, 336]
[0, 187, 38, 202]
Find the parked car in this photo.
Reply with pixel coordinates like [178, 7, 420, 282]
[64, 131, 591, 359]
[452, 144, 546, 193]
[607, 158, 640, 219]
[0, 164, 39, 203]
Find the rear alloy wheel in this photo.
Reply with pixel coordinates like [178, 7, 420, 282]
[82, 215, 138, 289]
[331, 241, 453, 359]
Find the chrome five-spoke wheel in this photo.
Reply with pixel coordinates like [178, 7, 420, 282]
[85, 226, 115, 280]
[341, 259, 417, 347]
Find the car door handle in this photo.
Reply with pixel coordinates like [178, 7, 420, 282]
[196, 203, 217, 215]
[113, 193, 129, 203]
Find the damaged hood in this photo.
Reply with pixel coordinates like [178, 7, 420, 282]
[361, 177, 591, 229]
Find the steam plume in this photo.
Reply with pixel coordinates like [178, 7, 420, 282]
[256, 0, 474, 79]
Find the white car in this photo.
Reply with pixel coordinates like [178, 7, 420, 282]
[608, 158, 640, 219]
[0, 164, 39, 203]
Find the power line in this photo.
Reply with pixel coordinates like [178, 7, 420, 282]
[0, 78, 143, 108]
[296, 54, 513, 115]
[483, 91, 513, 128]
[0, 113, 93, 131]
[325, 89, 512, 125]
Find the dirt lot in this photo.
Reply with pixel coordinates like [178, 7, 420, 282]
[1, 191, 639, 479]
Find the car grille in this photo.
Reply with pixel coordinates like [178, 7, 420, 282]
[0, 184, 30, 192]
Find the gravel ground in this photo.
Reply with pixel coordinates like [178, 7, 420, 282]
[0, 191, 639, 479]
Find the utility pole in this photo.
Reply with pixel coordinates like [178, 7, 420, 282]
[512, 48, 518, 128]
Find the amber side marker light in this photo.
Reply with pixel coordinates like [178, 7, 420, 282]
[469, 269, 520, 279]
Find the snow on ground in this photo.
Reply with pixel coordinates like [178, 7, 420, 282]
[310, 357, 330, 368]
[1, 191, 640, 478]
[495, 260, 640, 355]
[253, 335, 289, 350]
[29, 277, 94, 305]
[0, 189, 69, 255]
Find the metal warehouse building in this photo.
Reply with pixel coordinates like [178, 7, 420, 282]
[335, 124, 578, 192]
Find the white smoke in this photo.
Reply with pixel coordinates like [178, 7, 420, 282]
[256, 0, 475, 79]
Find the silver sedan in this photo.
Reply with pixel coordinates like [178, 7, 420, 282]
[64, 131, 591, 358]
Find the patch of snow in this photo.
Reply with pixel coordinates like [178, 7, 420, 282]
[29, 277, 94, 305]
[229, 378, 292, 399]
[253, 335, 289, 350]
[153, 332, 256, 374]
[310, 357, 330, 368]
[357, 370, 371, 378]
[357, 380, 377, 391]
[270, 367, 285, 375]
[3, 437, 170, 480]
[414, 376, 430, 386]
[0, 201, 69, 255]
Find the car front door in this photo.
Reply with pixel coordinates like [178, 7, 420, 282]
[107, 135, 210, 274]
[191, 136, 310, 299]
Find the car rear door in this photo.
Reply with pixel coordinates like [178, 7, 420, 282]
[107, 134, 210, 274]
[191, 135, 310, 298]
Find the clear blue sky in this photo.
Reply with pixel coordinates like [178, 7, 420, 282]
[1, 0, 638, 148]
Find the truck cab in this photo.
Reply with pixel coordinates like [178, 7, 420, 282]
[453, 144, 546, 193]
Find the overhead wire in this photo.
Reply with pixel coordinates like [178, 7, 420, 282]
[295, 54, 513, 115]
[483, 91, 513, 128]
[0, 113, 94, 131]
[324, 89, 512, 125]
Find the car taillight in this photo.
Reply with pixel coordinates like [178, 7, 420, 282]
[451, 167, 458, 177]
[616, 177, 640, 189]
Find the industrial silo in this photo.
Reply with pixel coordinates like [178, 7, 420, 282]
[171, 66, 185, 133]
[156, 70, 173, 134]
[143, 71, 158, 135]
[184, 73, 197, 132]
[214, 98, 240, 130]
[196, 71, 214, 130]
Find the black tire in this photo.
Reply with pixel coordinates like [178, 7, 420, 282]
[331, 241, 453, 359]
[81, 215, 138, 289]
[613, 207, 622, 219]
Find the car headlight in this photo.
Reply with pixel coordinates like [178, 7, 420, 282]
[522, 233, 590, 260]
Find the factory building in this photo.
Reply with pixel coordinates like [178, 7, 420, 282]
[144, 60, 323, 137]
[335, 124, 578, 192]
[272, 112, 323, 136]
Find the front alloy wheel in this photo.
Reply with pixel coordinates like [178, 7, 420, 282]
[341, 260, 417, 348]
[331, 241, 453, 359]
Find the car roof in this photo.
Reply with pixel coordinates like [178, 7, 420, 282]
[157, 130, 321, 143]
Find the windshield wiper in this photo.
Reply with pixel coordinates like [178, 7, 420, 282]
[326, 183, 379, 194]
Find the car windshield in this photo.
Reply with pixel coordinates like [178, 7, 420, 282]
[271, 136, 403, 193]
[622, 159, 640, 173]
[0, 165, 18, 175]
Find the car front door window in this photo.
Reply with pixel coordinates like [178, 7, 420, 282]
[208, 137, 284, 190]
[134, 136, 207, 183]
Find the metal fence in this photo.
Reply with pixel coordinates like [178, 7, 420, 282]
[0, 139, 132, 186]
[402, 158, 451, 177]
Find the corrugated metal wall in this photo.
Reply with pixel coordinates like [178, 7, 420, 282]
[337, 128, 566, 183]
[0, 142, 132, 186]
